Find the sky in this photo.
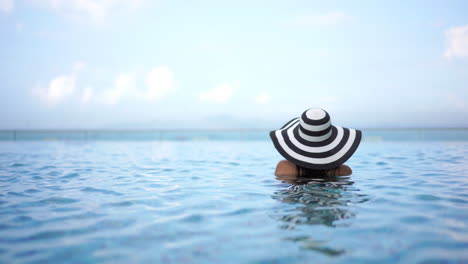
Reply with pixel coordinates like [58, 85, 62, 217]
[0, 0, 467, 129]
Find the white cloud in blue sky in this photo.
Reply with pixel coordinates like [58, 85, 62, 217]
[0, 0, 13, 13]
[102, 72, 137, 105]
[34, 63, 176, 106]
[29, 0, 145, 22]
[255, 92, 271, 105]
[0, 0, 468, 129]
[445, 25, 468, 59]
[199, 83, 234, 104]
[33, 63, 82, 105]
[146, 67, 174, 101]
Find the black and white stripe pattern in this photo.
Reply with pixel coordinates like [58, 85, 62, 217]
[270, 108, 362, 170]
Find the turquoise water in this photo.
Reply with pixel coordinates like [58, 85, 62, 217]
[1, 129, 468, 141]
[1, 140, 468, 263]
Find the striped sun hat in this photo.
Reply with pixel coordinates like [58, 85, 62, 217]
[270, 108, 362, 170]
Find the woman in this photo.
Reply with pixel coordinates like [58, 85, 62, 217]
[274, 160, 353, 177]
[270, 108, 362, 177]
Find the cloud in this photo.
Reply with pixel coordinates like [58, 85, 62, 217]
[34, 74, 76, 105]
[444, 25, 468, 59]
[81, 87, 93, 103]
[34, 64, 175, 106]
[0, 0, 13, 13]
[146, 67, 174, 100]
[95, 66, 174, 105]
[199, 84, 234, 104]
[291, 11, 352, 26]
[31, 0, 144, 22]
[100, 73, 136, 105]
[33, 64, 83, 105]
[255, 92, 271, 104]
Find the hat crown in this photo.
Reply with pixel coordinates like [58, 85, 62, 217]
[305, 108, 327, 120]
[299, 108, 332, 142]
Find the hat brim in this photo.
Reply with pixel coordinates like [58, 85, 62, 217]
[270, 118, 362, 170]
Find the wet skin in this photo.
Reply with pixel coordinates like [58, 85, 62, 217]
[275, 160, 352, 177]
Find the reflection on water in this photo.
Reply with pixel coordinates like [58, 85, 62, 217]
[272, 175, 369, 256]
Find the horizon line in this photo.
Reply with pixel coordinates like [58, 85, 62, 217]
[1, 127, 468, 132]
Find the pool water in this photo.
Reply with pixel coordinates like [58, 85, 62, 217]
[0, 140, 467, 263]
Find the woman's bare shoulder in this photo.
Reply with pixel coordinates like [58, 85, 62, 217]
[275, 160, 352, 177]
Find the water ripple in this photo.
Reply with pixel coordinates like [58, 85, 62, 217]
[0, 141, 467, 263]
[81, 187, 123, 196]
[17, 197, 79, 208]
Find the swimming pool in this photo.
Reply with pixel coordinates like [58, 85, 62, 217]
[1, 139, 467, 263]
